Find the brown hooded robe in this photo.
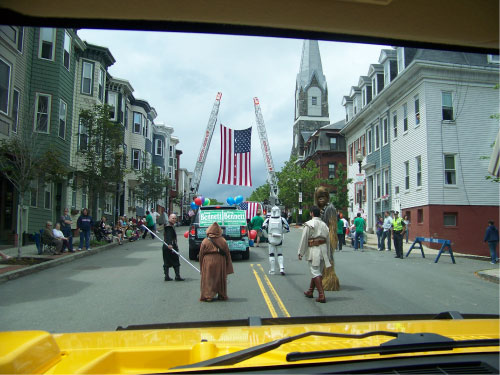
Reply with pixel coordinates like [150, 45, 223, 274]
[199, 222, 234, 301]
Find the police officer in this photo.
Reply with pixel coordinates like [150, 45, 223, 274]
[392, 211, 406, 259]
[262, 206, 290, 275]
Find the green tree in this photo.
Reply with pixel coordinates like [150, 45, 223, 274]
[329, 163, 352, 212]
[206, 197, 223, 205]
[134, 166, 171, 210]
[276, 156, 326, 210]
[247, 183, 270, 202]
[79, 105, 126, 216]
[0, 135, 68, 257]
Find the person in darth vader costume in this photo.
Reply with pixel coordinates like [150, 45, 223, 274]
[162, 214, 184, 281]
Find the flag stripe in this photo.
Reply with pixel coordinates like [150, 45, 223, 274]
[217, 124, 223, 183]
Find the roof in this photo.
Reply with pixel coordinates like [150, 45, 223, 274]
[301, 131, 314, 143]
[296, 40, 327, 91]
[412, 48, 494, 67]
[320, 119, 346, 130]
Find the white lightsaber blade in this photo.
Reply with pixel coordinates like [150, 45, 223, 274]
[142, 225, 200, 273]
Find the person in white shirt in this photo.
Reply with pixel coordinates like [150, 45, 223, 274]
[53, 222, 70, 252]
[151, 208, 160, 232]
[341, 217, 348, 246]
[381, 211, 393, 251]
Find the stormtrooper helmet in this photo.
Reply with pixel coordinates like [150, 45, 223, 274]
[271, 206, 281, 218]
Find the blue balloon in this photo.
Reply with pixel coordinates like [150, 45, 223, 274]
[227, 197, 235, 205]
[235, 195, 244, 204]
[190, 202, 199, 210]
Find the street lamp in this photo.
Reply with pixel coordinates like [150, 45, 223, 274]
[298, 178, 303, 225]
[356, 151, 364, 211]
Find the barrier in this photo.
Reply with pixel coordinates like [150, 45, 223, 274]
[406, 237, 455, 264]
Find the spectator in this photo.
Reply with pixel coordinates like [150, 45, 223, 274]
[376, 215, 384, 250]
[404, 215, 411, 243]
[53, 222, 71, 252]
[59, 208, 74, 252]
[484, 220, 499, 265]
[77, 208, 93, 251]
[353, 213, 366, 251]
[112, 223, 124, 245]
[381, 211, 393, 251]
[42, 221, 63, 254]
[142, 211, 155, 239]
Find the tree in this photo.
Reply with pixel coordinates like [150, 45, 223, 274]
[0, 134, 68, 257]
[134, 166, 171, 210]
[78, 105, 126, 217]
[247, 183, 270, 202]
[329, 163, 352, 212]
[206, 197, 223, 205]
[276, 156, 327, 210]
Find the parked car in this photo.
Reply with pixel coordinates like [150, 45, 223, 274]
[188, 205, 249, 260]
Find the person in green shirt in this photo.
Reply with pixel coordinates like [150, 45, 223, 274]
[250, 210, 264, 247]
[142, 211, 155, 239]
[353, 213, 366, 251]
[337, 214, 344, 251]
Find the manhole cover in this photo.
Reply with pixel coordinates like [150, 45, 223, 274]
[74, 265, 102, 270]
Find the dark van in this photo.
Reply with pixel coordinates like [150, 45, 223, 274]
[188, 205, 250, 260]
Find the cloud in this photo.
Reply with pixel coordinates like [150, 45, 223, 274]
[77, 29, 388, 201]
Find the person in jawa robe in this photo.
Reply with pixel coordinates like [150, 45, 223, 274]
[162, 214, 184, 281]
[199, 222, 234, 302]
[314, 186, 340, 291]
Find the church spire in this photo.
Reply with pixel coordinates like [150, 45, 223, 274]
[297, 40, 327, 91]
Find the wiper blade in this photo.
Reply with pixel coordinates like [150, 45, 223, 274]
[287, 334, 499, 362]
[173, 330, 400, 369]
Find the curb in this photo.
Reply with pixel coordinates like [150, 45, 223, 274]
[0, 242, 119, 284]
[475, 270, 500, 284]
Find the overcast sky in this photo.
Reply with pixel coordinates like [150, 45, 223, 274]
[78, 29, 388, 202]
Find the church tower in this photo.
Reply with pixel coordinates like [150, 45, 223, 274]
[291, 40, 330, 158]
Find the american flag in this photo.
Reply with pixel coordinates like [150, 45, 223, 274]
[217, 124, 252, 186]
[239, 201, 261, 220]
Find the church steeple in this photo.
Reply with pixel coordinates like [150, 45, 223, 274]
[291, 40, 330, 158]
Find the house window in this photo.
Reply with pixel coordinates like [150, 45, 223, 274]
[82, 189, 87, 209]
[121, 96, 126, 126]
[487, 54, 499, 64]
[376, 173, 381, 199]
[12, 89, 19, 133]
[384, 169, 389, 196]
[392, 111, 398, 139]
[30, 179, 38, 207]
[329, 137, 337, 151]
[384, 62, 390, 85]
[39, 28, 55, 60]
[81, 61, 94, 95]
[59, 99, 67, 139]
[361, 135, 366, 156]
[133, 112, 141, 133]
[417, 209, 423, 223]
[311, 96, 317, 105]
[17, 27, 23, 53]
[444, 213, 457, 227]
[78, 118, 88, 151]
[0, 57, 11, 115]
[362, 89, 366, 107]
[414, 95, 420, 125]
[442, 92, 454, 121]
[98, 69, 105, 102]
[383, 117, 388, 145]
[444, 154, 456, 185]
[34, 93, 51, 133]
[122, 144, 127, 167]
[375, 124, 380, 150]
[403, 103, 408, 132]
[44, 183, 51, 209]
[107, 91, 118, 121]
[63, 31, 71, 70]
[71, 190, 76, 209]
[395, 186, 400, 195]
[404, 161, 410, 190]
[0, 25, 16, 43]
[416, 156, 422, 187]
[372, 77, 376, 97]
[367, 129, 372, 154]
[155, 139, 163, 156]
[132, 149, 141, 170]
[349, 144, 353, 164]
[105, 194, 112, 214]
[328, 163, 335, 179]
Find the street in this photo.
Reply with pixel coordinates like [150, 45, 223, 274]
[0, 226, 498, 333]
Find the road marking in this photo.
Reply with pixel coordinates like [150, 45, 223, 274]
[257, 264, 291, 317]
[250, 264, 278, 318]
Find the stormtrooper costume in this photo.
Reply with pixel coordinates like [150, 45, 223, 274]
[262, 206, 290, 275]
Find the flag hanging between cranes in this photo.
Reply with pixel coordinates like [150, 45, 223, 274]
[217, 124, 252, 186]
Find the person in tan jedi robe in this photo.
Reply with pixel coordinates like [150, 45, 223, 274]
[199, 222, 234, 302]
[298, 206, 331, 303]
[315, 186, 340, 291]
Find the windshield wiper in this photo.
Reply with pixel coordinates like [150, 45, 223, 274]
[287, 334, 499, 362]
[173, 331, 499, 369]
[173, 330, 399, 369]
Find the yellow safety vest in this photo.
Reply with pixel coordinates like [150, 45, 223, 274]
[393, 217, 404, 231]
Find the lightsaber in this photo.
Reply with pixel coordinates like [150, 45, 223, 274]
[141, 225, 200, 273]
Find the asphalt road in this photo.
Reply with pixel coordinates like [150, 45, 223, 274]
[0, 226, 498, 333]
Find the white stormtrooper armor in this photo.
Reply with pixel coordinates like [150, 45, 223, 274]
[262, 206, 290, 275]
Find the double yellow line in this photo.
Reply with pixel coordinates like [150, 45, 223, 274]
[250, 263, 290, 318]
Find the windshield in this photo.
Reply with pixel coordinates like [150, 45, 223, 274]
[0, 23, 498, 340]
